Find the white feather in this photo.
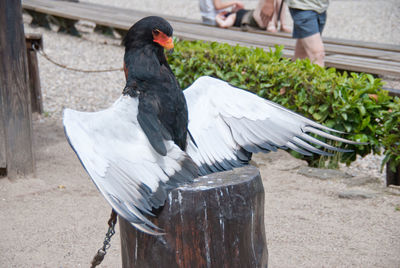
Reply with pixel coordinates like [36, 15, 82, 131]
[184, 76, 353, 174]
[63, 95, 196, 234]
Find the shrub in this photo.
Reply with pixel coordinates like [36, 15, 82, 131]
[381, 98, 400, 172]
[168, 40, 398, 168]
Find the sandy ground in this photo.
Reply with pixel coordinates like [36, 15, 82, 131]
[0, 119, 399, 267]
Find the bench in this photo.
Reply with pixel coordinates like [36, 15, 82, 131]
[22, 0, 400, 78]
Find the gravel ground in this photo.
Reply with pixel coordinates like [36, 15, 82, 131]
[8, 0, 399, 267]
[1, 120, 399, 268]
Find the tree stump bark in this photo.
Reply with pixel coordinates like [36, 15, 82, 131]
[119, 165, 268, 268]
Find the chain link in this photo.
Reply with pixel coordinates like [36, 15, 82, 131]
[90, 210, 118, 268]
[32, 43, 123, 73]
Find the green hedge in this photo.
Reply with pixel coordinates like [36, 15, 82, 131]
[167, 40, 399, 168]
[381, 98, 400, 172]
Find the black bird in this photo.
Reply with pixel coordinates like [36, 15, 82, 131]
[63, 16, 359, 234]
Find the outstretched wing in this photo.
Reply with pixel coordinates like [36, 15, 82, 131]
[63, 95, 198, 234]
[184, 76, 359, 175]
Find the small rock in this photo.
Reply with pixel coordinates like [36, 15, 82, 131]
[386, 185, 400, 196]
[298, 166, 352, 180]
[253, 150, 307, 171]
[338, 190, 375, 199]
[345, 176, 381, 187]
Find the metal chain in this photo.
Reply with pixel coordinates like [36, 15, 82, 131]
[90, 210, 118, 268]
[32, 43, 123, 73]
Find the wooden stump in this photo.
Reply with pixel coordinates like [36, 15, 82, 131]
[119, 165, 268, 268]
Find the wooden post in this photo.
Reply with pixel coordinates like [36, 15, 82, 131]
[25, 33, 44, 114]
[0, 99, 6, 171]
[386, 161, 400, 186]
[119, 165, 268, 268]
[0, 0, 35, 178]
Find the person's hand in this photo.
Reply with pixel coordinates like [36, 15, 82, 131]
[235, 1, 244, 9]
[260, 0, 274, 26]
[216, 12, 227, 20]
[232, 1, 244, 12]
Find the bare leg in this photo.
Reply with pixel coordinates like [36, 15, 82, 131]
[253, 0, 275, 28]
[216, 13, 236, 28]
[278, 1, 291, 33]
[260, 0, 275, 24]
[267, 0, 278, 32]
[294, 33, 325, 67]
[294, 39, 308, 60]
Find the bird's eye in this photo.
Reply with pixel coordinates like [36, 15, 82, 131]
[152, 29, 160, 36]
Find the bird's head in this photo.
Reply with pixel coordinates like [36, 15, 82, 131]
[123, 16, 174, 52]
[122, 16, 174, 82]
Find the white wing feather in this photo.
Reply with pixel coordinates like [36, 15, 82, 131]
[63, 95, 197, 234]
[184, 76, 356, 175]
[64, 76, 358, 234]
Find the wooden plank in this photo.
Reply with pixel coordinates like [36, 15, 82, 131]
[244, 27, 400, 53]
[76, 1, 202, 25]
[326, 54, 400, 76]
[322, 36, 400, 53]
[176, 25, 400, 64]
[177, 23, 400, 62]
[22, 0, 399, 58]
[21, 0, 400, 77]
[0, 0, 35, 178]
[328, 54, 400, 68]
[0, 94, 6, 169]
[63, 1, 400, 57]
[23, 0, 135, 29]
[64, 0, 400, 54]
[384, 87, 400, 98]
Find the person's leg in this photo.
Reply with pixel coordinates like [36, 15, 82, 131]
[295, 33, 325, 66]
[215, 13, 236, 28]
[289, 9, 325, 66]
[293, 39, 307, 60]
[279, 2, 291, 33]
[252, 0, 274, 28]
[267, 0, 278, 32]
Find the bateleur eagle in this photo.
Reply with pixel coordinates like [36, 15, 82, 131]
[63, 16, 360, 234]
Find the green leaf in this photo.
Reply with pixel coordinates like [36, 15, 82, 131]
[168, 39, 397, 169]
[357, 105, 366, 116]
[313, 112, 323, 121]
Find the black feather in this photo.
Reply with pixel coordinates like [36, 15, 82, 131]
[122, 16, 188, 153]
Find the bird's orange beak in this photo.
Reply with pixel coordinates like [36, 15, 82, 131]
[152, 29, 174, 50]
